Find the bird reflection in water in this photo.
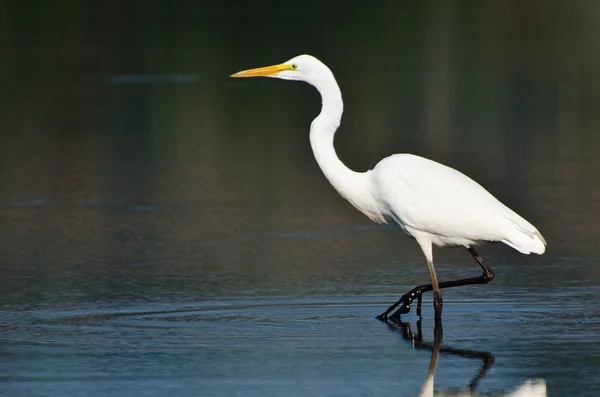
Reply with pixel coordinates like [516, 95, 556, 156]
[386, 320, 547, 397]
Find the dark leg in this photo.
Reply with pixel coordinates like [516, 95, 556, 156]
[425, 259, 443, 320]
[376, 246, 494, 321]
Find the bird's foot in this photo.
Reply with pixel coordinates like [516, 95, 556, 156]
[376, 289, 421, 322]
[388, 303, 411, 322]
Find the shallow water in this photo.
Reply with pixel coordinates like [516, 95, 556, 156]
[2, 2, 600, 396]
[2, 221, 600, 396]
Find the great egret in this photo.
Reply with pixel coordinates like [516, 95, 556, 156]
[231, 54, 547, 321]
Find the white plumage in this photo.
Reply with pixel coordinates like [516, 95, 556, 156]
[231, 54, 546, 320]
[372, 154, 546, 255]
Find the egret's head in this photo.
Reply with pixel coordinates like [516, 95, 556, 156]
[230, 54, 332, 86]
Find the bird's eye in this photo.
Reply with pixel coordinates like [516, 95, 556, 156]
[291, 63, 298, 70]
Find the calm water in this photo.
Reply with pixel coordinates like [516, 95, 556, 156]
[1, 2, 600, 396]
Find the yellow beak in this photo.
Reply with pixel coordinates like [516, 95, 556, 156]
[230, 63, 292, 78]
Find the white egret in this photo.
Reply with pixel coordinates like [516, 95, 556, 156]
[231, 54, 546, 321]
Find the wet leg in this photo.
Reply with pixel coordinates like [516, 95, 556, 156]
[377, 247, 494, 321]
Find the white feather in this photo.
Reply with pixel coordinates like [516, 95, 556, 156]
[371, 154, 546, 254]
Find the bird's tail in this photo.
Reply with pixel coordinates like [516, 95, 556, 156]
[500, 217, 547, 255]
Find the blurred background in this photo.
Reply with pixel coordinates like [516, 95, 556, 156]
[0, 1, 599, 396]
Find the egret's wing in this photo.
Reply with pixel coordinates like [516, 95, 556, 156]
[372, 154, 534, 242]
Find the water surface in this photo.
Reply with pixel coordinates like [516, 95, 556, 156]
[1, 2, 600, 396]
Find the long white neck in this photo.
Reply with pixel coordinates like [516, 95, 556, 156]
[308, 72, 383, 223]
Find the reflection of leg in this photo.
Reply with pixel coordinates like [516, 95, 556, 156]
[421, 320, 443, 396]
[430, 319, 443, 370]
[385, 319, 494, 395]
[377, 246, 495, 321]
[468, 352, 495, 393]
